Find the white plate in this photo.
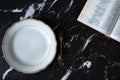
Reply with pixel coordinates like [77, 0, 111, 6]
[2, 19, 57, 74]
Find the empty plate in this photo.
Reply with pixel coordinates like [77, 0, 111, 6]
[2, 19, 57, 74]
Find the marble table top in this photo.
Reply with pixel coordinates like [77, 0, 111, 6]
[0, 0, 120, 80]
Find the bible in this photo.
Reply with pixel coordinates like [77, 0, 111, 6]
[77, 0, 120, 42]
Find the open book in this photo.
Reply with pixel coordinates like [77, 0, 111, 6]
[77, 0, 120, 42]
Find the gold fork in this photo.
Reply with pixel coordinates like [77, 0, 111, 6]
[58, 31, 64, 66]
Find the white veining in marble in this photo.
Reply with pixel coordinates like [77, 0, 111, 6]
[55, 34, 95, 80]
[2, 67, 13, 80]
[0, 8, 23, 13]
[104, 70, 108, 80]
[70, 36, 75, 42]
[20, 0, 47, 20]
[56, 11, 61, 19]
[20, 4, 35, 20]
[12, 8, 23, 13]
[111, 62, 120, 67]
[64, 0, 74, 13]
[64, 42, 71, 48]
[82, 61, 92, 68]
[81, 33, 96, 51]
[53, 23, 60, 30]
[70, 34, 78, 41]
[48, 0, 58, 11]
[64, 34, 78, 48]
[66, 25, 80, 31]
[60, 60, 92, 80]
[57, 55, 61, 60]
[48, 10, 56, 15]
[61, 69, 72, 80]
[37, 0, 47, 11]
[104, 65, 109, 80]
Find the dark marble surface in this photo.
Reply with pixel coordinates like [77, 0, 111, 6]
[0, 0, 120, 80]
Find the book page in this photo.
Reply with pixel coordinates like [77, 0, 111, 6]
[77, 0, 120, 35]
[110, 15, 120, 42]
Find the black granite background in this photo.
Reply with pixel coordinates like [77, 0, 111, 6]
[0, 0, 120, 80]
